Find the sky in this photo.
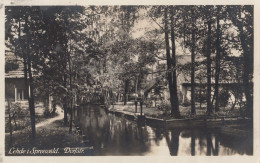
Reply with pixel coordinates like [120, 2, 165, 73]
[131, 8, 242, 57]
[132, 15, 191, 56]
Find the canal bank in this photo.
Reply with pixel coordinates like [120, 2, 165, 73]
[107, 104, 252, 137]
[73, 104, 253, 155]
[5, 106, 95, 156]
[5, 118, 94, 156]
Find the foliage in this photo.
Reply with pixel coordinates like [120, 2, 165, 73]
[157, 100, 171, 114]
[5, 5, 253, 120]
[219, 90, 231, 107]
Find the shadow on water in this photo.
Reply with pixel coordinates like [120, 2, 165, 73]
[74, 104, 253, 156]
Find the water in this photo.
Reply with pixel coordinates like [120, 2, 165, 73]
[74, 105, 253, 156]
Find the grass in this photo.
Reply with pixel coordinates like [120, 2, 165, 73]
[5, 101, 58, 132]
[5, 120, 93, 156]
[109, 102, 244, 120]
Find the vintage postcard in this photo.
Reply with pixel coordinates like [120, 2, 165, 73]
[0, 0, 259, 162]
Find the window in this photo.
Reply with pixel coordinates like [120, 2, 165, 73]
[17, 89, 25, 101]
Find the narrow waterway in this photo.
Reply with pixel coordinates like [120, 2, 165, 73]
[74, 105, 253, 156]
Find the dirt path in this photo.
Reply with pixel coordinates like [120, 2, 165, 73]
[35, 106, 63, 128]
[5, 106, 63, 136]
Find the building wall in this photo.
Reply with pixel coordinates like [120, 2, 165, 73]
[181, 84, 245, 106]
[5, 78, 27, 102]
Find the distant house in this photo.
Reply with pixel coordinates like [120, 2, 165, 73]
[142, 55, 246, 106]
[177, 55, 248, 105]
[142, 55, 192, 106]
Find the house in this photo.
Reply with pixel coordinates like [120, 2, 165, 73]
[177, 55, 247, 105]
[5, 50, 53, 111]
[5, 50, 28, 102]
[140, 55, 191, 106]
[142, 55, 246, 106]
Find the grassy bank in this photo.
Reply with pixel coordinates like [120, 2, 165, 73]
[109, 102, 244, 119]
[5, 101, 58, 133]
[5, 120, 93, 156]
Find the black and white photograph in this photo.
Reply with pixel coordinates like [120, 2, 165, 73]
[1, 1, 259, 162]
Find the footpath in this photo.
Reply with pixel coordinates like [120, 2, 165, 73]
[5, 106, 63, 136]
[5, 106, 91, 156]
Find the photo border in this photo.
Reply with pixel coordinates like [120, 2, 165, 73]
[0, 0, 259, 162]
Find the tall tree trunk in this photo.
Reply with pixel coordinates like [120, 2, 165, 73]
[241, 41, 253, 118]
[68, 49, 73, 133]
[19, 18, 29, 106]
[206, 19, 212, 115]
[24, 15, 36, 139]
[135, 76, 138, 99]
[190, 12, 196, 115]
[123, 79, 129, 105]
[62, 42, 68, 124]
[170, 7, 181, 117]
[164, 7, 178, 118]
[7, 97, 13, 146]
[199, 83, 202, 110]
[228, 6, 253, 118]
[237, 12, 253, 118]
[27, 55, 36, 139]
[63, 74, 68, 124]
[214, 6, 221, 112]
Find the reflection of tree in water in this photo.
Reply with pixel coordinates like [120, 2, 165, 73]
[186, 129, 250, 156]
[191, 132, 195, 156]
[206, 132, 212, 155]
[217, 134, 253, 155]
[164, 130, 180, 156]
[103, 118, 151, 155]
[76, 105, 151, 155]
[181, 129, 220, 156]
[151, 128, 164, 145]
[215, 135, 219, 155]
[75, 106, 252, 156]
[206, 131, 253, 156]
[193, 130, 219, 156]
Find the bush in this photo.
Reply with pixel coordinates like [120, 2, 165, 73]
[6, 102, 30, 132]
[182, 101, 191, 107]
[219, 90, 231, 107]
[157, 100, 171, 114]
[11, 102, 29, 116]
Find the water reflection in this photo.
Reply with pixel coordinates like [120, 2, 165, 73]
[191, 132, 195, 156]
[74, 105, 252, 156]
[165, 131, 180, 156]
[75, 105, 150, 155]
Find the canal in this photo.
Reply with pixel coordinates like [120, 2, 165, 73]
[74, 105, 253, 156]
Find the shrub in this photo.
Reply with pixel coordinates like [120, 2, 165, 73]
[182, 101, 191, 107]
[157, 100, 171, 114]
[219, 90, 231, 107]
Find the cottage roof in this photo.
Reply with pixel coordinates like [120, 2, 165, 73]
[5, 50, 25, 79]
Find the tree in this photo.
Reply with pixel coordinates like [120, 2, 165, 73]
[190, 9, 196, 115]
[213, 6, 222, 112]
[227, 5, 253, 118]
[5, 6, 47, 139]
[179, 6, 201, 115]
[204, 6, 214, 115]
[163, 6, 181, 118]
[170, 6, 181, 117]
